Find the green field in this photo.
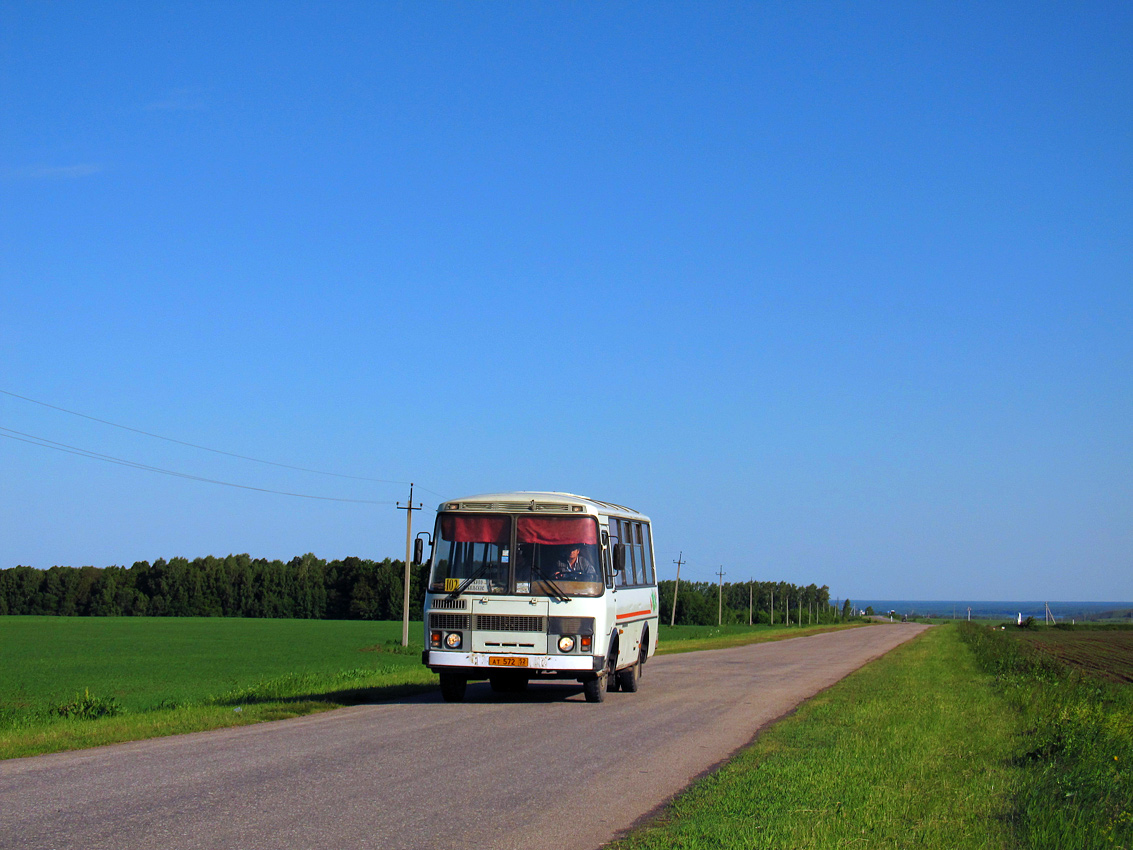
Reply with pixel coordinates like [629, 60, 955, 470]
[0, 616, 429, 711]
[0, 617, 436, 758]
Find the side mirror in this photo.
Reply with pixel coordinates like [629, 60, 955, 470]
[613, 543, 626, 573]
[413, 537, 425, 566]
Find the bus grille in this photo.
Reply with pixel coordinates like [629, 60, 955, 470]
[474, 614, 545, 632]
[429, 613, 471, 630]
[430, 598, 467, 610]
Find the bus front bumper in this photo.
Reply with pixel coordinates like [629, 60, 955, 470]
[423, 651, 603, 676]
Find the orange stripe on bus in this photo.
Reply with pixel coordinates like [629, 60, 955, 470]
[617, 610, 651, 620]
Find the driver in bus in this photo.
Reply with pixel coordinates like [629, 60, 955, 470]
[552, 545, 598, 581]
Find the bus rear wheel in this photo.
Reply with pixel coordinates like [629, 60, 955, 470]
[439, 672, 466, 703]
[617, 658, 639, 693]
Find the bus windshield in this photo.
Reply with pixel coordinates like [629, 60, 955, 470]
[429, 513, 603, 598]
[515, 515, 602, 598]
[431, 514, 510, 595]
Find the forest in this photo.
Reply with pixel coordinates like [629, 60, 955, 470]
[0, 557, 847, 626]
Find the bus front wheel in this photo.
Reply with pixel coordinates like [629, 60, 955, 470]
[439, 672, 467, 703]
[582, 675, 605, 703]
[584, 648, 616, 703]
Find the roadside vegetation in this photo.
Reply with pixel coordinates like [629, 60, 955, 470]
[612, 623, 1133, 849]
[959, 621, 1132, 847]
[611, 625, 1020, 849]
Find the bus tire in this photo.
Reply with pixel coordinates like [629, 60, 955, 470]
[605, 640, 620, 692]
[617, 654, 640, 693]
[585, 645, 616, 702]
[439, 672, 466, 703]
[582, 675, 605, 703]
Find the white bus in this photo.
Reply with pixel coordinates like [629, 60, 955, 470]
[418, 492, 659, 702]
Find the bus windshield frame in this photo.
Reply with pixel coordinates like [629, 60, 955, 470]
[429, 512, 604, 598]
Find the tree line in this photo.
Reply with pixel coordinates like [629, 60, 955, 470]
[659, 579, 850, 626]
[0, 557, 849, 626]
[0, 555, 426, 620]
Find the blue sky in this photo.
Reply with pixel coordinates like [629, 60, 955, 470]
[2, 2, 1130, 600]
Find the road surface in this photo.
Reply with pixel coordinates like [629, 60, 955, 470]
[2, 623, 929, 850]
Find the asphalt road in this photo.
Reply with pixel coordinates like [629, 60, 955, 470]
[2, 623, 929, 850]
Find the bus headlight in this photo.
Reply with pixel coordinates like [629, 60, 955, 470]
[445, 632, 462, 649]
[558, 635, 576, 653]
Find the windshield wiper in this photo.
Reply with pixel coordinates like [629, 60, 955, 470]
[446, 561, 494, 600]
[528, 561, 570, 603]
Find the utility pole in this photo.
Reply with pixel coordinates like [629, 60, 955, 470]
[671, 552, 684, 627]
[716, 566, 726, 626]
[396, 483, 423, 647]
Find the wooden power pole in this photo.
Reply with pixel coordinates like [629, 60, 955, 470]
[670, 552, 684, 627]
[396, 483, 423, 647]
[716, 566, 726, 626]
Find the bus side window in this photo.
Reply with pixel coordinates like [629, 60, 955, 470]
[611, 519, 627, 587]
[627, 522, 639, 585]
[640, 524, 655, 584]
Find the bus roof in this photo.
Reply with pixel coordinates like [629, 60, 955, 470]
[436, 491, 650, 522]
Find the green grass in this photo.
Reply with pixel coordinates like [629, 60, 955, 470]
[0, 617, 436, 758]
[959, 623, 1133, 847]
[612, 625, 1021, 850]
[657, 621, 866, 654]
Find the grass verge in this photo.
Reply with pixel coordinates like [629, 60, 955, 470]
[959, 622, 1132, 847]
[656, 622, 865, 655]
[611, 625, 1020, 849]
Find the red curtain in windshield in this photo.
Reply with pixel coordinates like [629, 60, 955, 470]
[516, 516, 598, 546]
[441, 515, 510, 544]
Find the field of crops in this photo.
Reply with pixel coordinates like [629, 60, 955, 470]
[0, 616, 429, 714]
[0, 616, 438, 757]
[1016, 626, 1133, 683]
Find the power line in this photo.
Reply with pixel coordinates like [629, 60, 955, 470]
[0, 388, 408, 486]
[0, 427, 395, 505]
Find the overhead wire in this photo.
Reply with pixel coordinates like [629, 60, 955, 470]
[0, 388, 409, 485]
[0, 427, 395, 505]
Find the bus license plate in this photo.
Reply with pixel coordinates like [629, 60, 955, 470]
[488, 656, 528, 667]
